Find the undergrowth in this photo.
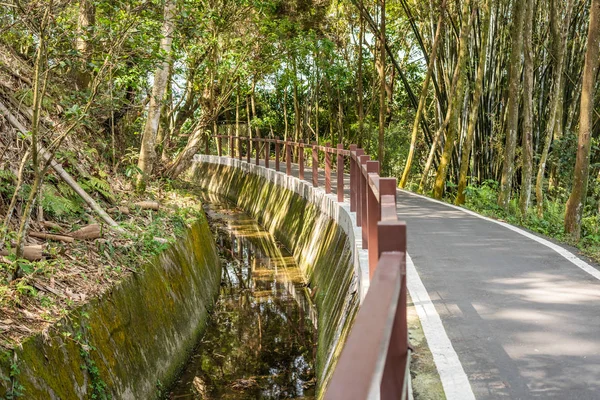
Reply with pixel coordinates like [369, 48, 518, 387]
[0, 178, 206, 350]
[449, 180, 600, 262]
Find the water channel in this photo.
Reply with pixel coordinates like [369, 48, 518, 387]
[168, 194, 317, 399]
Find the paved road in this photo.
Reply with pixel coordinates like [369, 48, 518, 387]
[396, 190, 600, 400]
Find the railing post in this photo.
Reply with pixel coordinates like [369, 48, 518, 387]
[349, 145, 357, 210]
[337, 144, 344, 202]
[229, 135, 234, 158]
[217, 136, 222, 157]
[377, 221, 408, 400]
[265, 140, 270, 169]
[299, 144, 304, 180]
[354, 148, 365, 213]
[357, 153, 369, 229]
[361, 156, 379, 250]
[205, 133, 209, 154]
[255, 139, 260, 166]
[312, 142, 318, 187]
[325, 143, 332, 194]
[286, 141, 291, 175]
[238, 136, 242, 161]
[275, 140, 280, 172]
[366, 160, 380, 276]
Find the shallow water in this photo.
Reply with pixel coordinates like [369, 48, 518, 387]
[168, 196, 317, 400]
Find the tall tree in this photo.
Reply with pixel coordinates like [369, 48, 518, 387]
[400, 0, 446, 188]
[497, 0, 526, 209]
[519, 0, 535, 215]
[534, 0, 574, 217]
[75, 0, 95, 89]
[564, 0, 600, 239]
[456, 0, 490, 205]
[378, 0, 386, 163]
[136, 0, 176, 191]
[432, 0, 472, 199]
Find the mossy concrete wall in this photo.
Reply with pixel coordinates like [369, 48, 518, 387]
[0, 216, 221, 400]
[189, 155, 369, 397]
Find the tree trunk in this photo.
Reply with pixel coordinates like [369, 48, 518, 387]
[377, 0, 386, 164]
[357, 13, 365, 147]
[432, 0, 472, 199]
[246, 94, 252, 138]
[519, 0, 535, 216]
[535, 0, 573, 217]
[75, 0, 95, 89]
[456, 0, 490, 205]
[400, 0, 446, 188]
[251, 78, 260, 138]
[283, 87, 288, 140]
[564, 0, 600, 240]
[165, 111, 213, 179]
[497, 0, 526, 209]
[136, 0, 175, 191]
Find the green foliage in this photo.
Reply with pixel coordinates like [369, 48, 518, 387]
[81, 176, 115, 203]
[464, 180, 505, 216]
[0, 352, 24, 400]
[0, 169, 16, 198]
[463, 180, 565, 239]
[41, 185, 83, 219]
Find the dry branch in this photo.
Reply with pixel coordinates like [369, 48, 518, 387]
[29, 231, 74, 243]
[42, 221, 63, 231]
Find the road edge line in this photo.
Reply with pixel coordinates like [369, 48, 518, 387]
[406, 253, 476, 400]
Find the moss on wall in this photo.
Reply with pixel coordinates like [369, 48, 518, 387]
[190, 161, 360, 398]
[0, 215, 222, 400]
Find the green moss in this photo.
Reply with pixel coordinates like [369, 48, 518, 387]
[0, 216, 222, 400]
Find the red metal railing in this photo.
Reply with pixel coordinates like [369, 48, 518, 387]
[211, 135, 409, 399]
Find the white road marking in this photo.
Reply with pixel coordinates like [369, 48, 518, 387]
[398, 189, 600, 282]
[406, 253, 476, 400]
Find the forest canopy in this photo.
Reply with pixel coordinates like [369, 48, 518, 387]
[1, 0, 600, 261]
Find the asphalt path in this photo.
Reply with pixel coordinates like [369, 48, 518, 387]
[397, 190, 600, 400]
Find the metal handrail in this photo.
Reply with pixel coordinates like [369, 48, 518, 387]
[208, 134, 410, 400]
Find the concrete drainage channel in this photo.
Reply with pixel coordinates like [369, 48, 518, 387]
[190, 155, 366, 397]
[0, 156, 367, 399]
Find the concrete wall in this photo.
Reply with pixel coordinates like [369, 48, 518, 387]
[190, 155, 369, 396]
[0, 216, 222, 400]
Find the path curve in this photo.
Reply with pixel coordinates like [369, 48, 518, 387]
[398, 190, 600, 400]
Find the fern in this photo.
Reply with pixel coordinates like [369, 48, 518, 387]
[81, 176, 115, 203]
[41, 185, 82, 218]
[56, 182, 76, 198]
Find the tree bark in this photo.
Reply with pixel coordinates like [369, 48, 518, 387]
[251, 78, 260, 138]
[432, 0, 472, 199]
[136, 0, 175, 191]
[378, 0, 386, 164]
[564, 0, 600, 240]
[75, 0, 95, 89]
[497, 0, 526, 209]
[357, 13, 365, 147]
[456, 0, 490, 205]
[535, 0, 574, 217]
[519, 0, 535, 215]
[400, 0, 446, 188]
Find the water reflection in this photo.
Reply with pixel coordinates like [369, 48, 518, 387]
[168, 197, 317, 399]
